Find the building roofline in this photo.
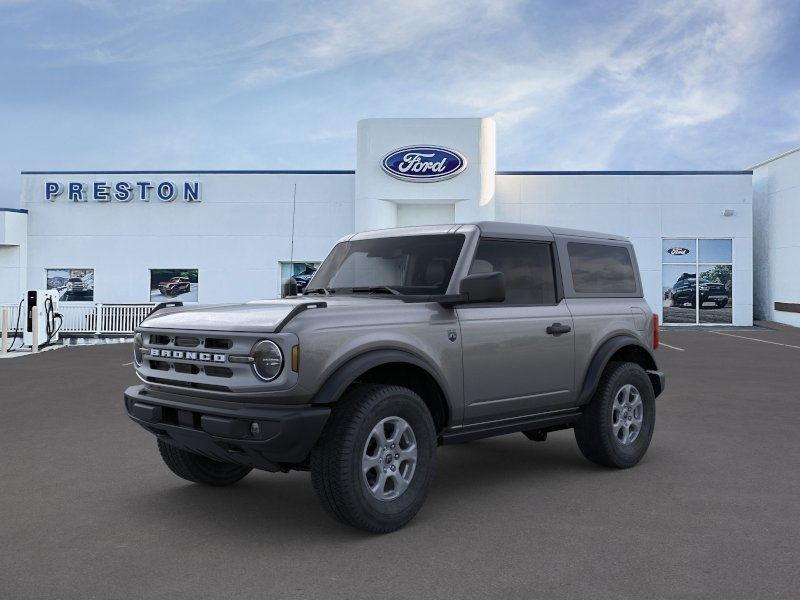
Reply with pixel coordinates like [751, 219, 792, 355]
[0, 207, 27, 214]
[496, 170, 752, 176]
[748, 146, 800, 170]
[21, 169, 753, 176]
[20, 169, 356, 175]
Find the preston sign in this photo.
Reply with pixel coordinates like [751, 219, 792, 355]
[44, 181, 201, 203]
[381, 146, 467, 182]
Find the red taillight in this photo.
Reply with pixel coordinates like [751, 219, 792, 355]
[652, 313, 659, 350]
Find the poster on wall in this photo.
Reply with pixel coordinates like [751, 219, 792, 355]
[150, 269, 198, 302]
[46, 268, 94, 302]
[280, 262, 320, 296]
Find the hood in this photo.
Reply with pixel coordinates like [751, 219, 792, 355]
[139, 295, 434, 333]
[140, 298, 318, 333]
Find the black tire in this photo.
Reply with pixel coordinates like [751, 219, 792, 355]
[157, 439, 252, 486]
[574, 362, 656, 469]
[311, 384, 437, 533]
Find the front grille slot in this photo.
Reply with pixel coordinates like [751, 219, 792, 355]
[174, 336, 200, 347]
[174, 363, 200, 375]
[205, 338, 233, 350]
[204, 366, 233, 378]
[150, 334, 170, 345]
[149, 360, 170, 371]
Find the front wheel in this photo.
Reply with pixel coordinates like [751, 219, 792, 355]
[574, 362, 656, 468]
[311, 384, 437, 533]
[157, 440, 252, 486]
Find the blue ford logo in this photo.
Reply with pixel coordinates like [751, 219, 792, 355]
[381, 145, 467, 182]
[667, 247, 691, 256]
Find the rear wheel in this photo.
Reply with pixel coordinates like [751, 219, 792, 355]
[574, 362, 656, 468]
[311, 384, 437, 533]
[157, 439, 252, 486]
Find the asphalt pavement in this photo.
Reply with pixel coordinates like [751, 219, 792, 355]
[1, 324, 799, 599]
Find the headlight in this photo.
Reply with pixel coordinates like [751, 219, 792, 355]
[133, 333, 143, 366]
[251, 340, 283, 381]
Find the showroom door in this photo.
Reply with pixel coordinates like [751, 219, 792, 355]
[662, 239, 733, 325]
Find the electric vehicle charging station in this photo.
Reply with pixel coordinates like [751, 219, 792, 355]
[23, 289, 62, 349]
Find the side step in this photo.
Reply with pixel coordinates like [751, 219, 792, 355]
[440, 408, 583, 445]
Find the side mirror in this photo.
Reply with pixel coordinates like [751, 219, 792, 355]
[283, 277, 299, 297]
[458, 271, 505, 304]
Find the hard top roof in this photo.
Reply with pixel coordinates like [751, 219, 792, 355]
[344, 222, 628, 243]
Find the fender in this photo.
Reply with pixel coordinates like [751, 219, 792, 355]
[578, 335, 661, 404]
[310, 348, 451, 409]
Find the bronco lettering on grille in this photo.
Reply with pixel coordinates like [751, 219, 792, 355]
[147, 348, 226, 362]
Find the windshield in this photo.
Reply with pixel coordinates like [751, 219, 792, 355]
[309, 234, 465, 295]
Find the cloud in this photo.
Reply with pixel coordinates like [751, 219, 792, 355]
[238, 0, 520, 88]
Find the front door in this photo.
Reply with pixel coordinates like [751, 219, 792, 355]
[457, 239, 575, 426]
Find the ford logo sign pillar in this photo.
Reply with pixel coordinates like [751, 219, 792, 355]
[355, 118, 497, 231]
[382, 146, 467, 182]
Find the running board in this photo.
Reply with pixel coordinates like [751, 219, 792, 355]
[440, 409, 583, 445]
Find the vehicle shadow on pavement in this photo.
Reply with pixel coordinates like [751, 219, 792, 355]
[126, 432, 598, 539]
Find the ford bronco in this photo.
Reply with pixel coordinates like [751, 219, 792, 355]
[158, 276, 191, 297]
[125, 222, 665, 533]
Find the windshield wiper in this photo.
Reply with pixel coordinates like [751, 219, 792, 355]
[303, 287, 334, 296]
[349, 286, 401, 295]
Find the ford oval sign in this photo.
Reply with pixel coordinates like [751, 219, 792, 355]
[667, 247, 691, 256]
[381, 145, 467, 182]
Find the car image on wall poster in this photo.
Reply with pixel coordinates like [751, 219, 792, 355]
[46, 268, 94, 302]
[150, 269, 198, 302]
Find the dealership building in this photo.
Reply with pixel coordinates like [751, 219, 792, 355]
[1, 117, 797, 331]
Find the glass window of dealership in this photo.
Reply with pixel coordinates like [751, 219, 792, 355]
[1, 117, 769, 329]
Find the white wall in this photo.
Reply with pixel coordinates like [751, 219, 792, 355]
[496, 173, 753, 325]
[21, 173, 355, 303]
[17, 119, 755, 326]
[753, 149, 800, 327]
[0, 210, 28, 304]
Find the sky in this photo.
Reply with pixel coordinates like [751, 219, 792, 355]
[1, 0, 799, 208]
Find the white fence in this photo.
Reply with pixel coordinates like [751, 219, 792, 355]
[0, 303, 155, 335]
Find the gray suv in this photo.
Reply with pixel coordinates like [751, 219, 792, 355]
[125, 222, 665, 533]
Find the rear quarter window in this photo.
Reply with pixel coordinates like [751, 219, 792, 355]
[567, 242, 637, 295]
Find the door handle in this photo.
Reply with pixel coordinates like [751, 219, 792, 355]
[546, 322, 571, 336]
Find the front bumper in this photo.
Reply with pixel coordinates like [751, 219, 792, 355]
[124, 385, 330, 471]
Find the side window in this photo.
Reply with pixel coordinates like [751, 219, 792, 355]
[567, 242, 637, 294]
[469, 239, 557, 305]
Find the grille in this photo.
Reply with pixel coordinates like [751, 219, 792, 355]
[138, 330, 252, 391]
